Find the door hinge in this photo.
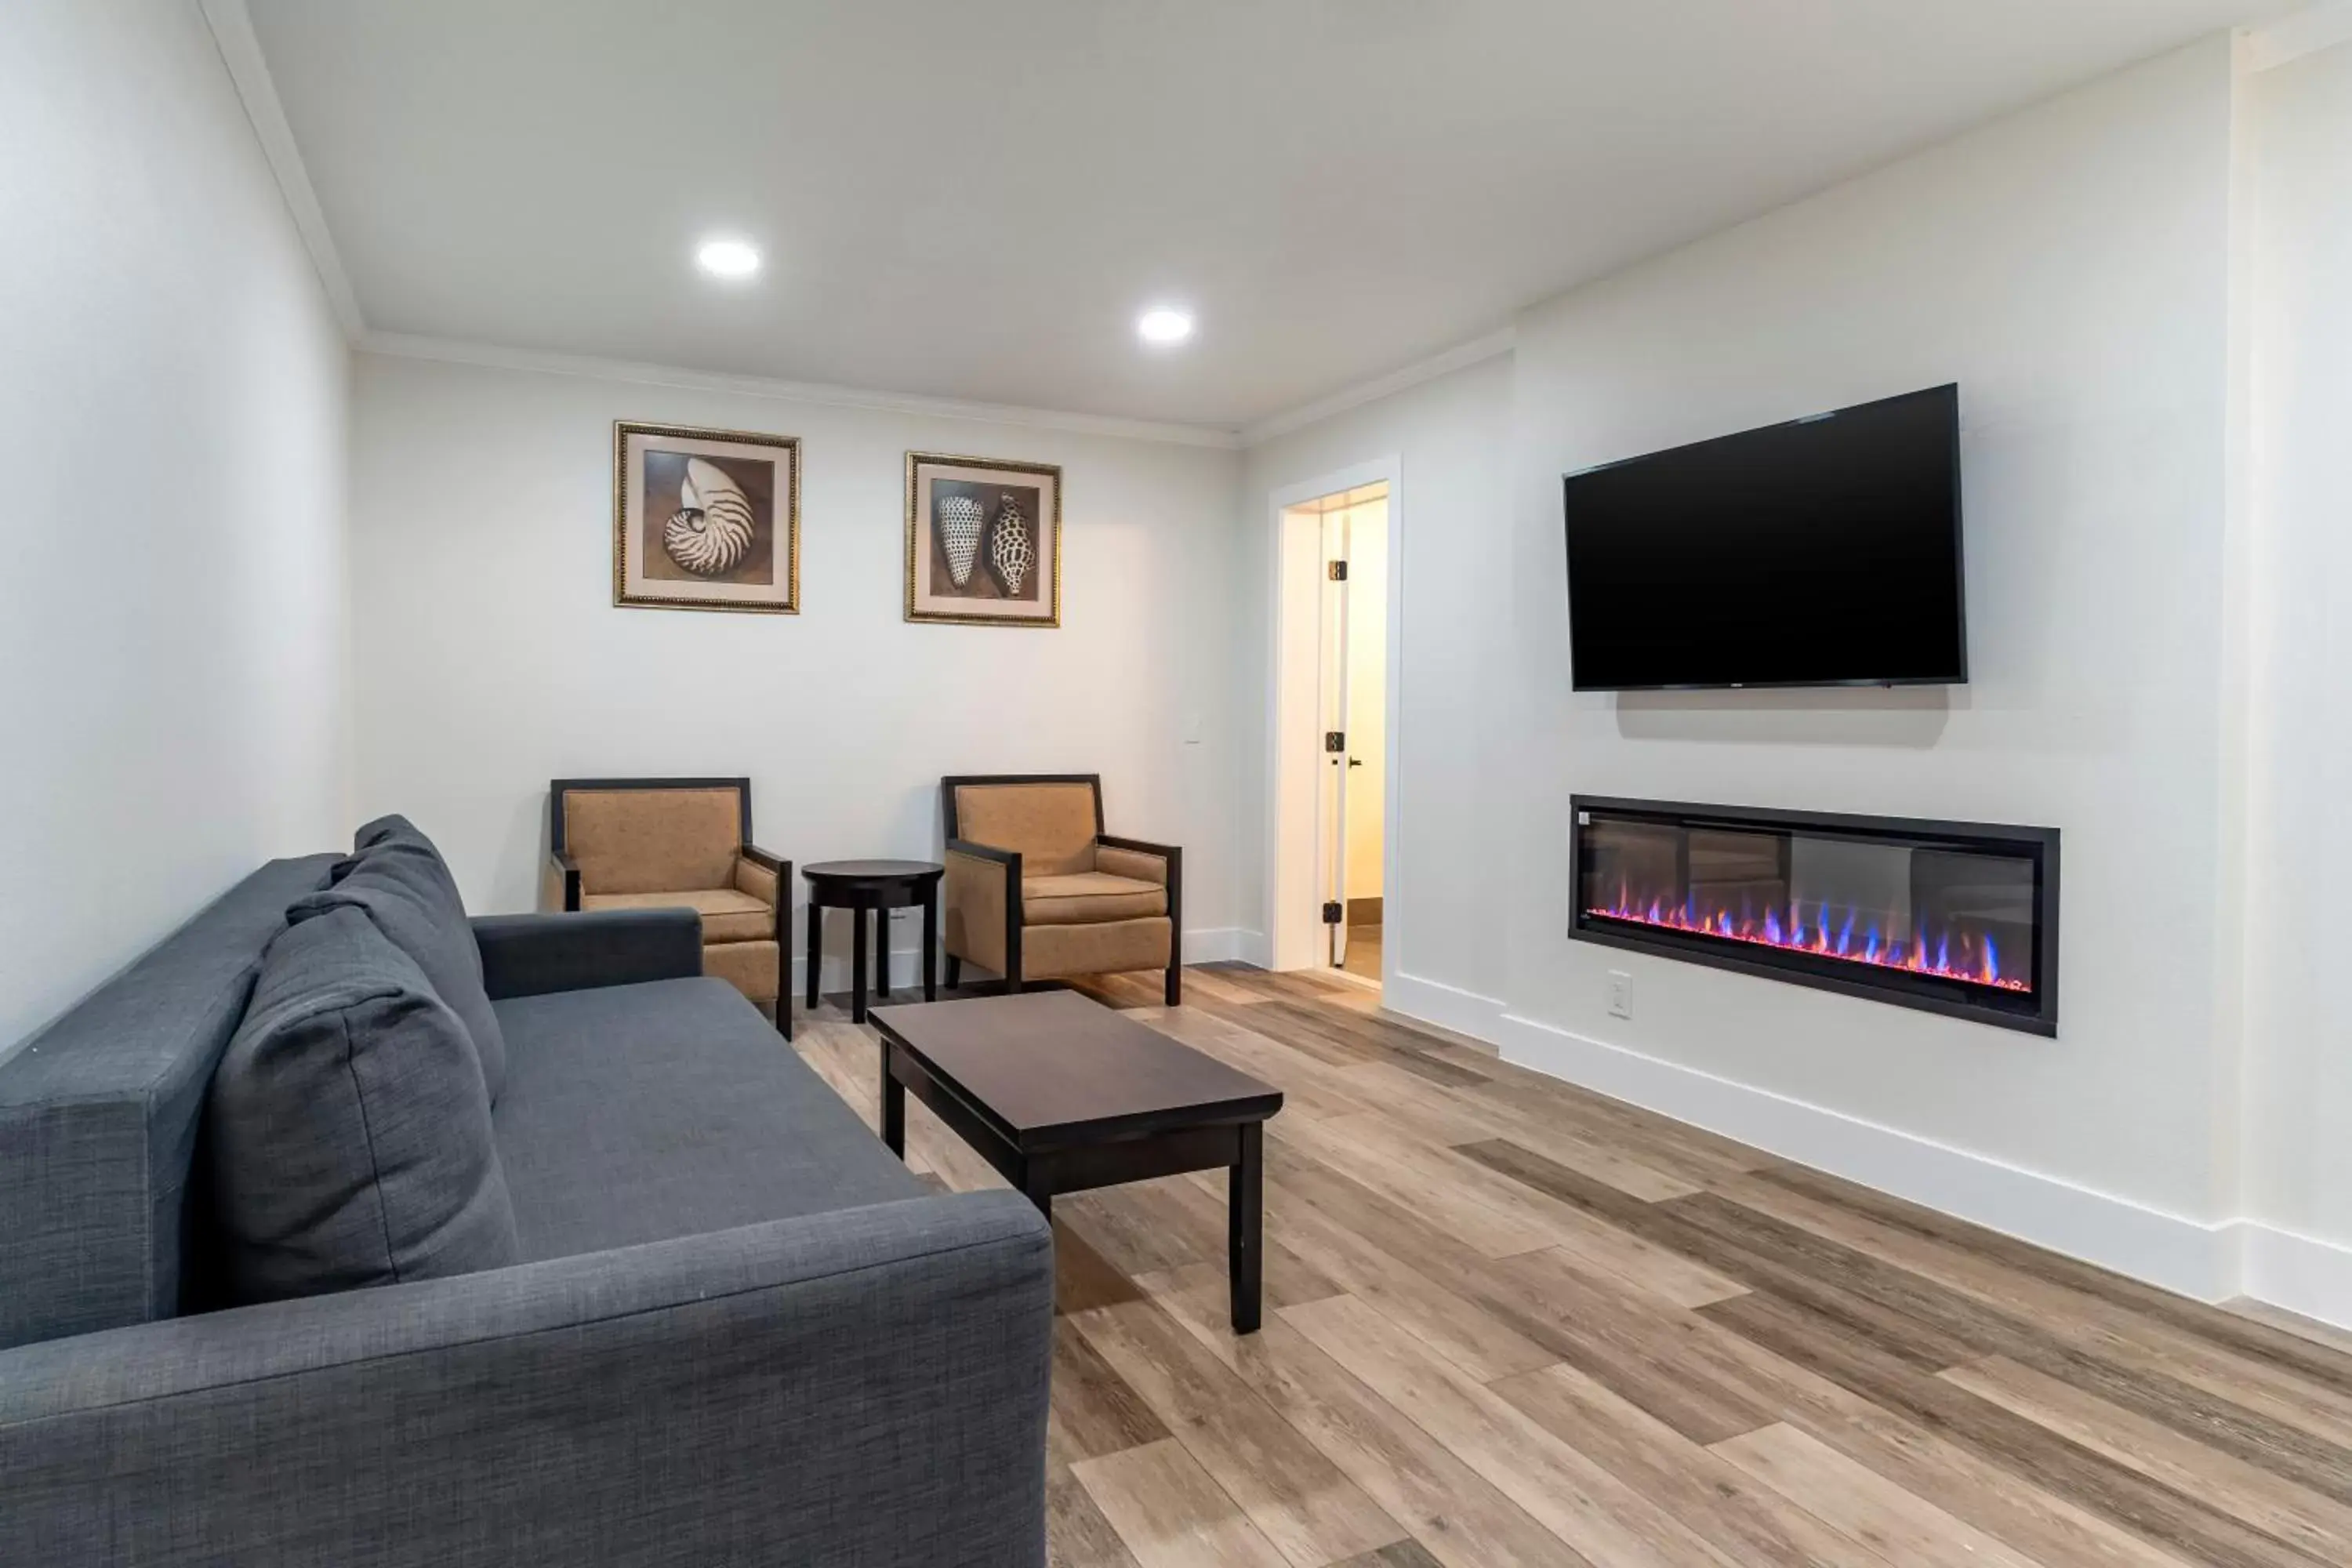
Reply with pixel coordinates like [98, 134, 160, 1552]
[1328, 560, 1348, 581]
[1325, 731, 1346, 753]
[1321, 901, 1344, 924]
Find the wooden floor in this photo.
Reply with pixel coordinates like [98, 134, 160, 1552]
[793, 964, 2352, 1568]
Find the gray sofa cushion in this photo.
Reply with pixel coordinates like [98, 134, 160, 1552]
[292, 815, 508, 1102]
[492, 977, 922, 1261]
[208, 906, 519, 1303]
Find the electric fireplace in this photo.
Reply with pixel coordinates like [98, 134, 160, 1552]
[1570, 797, 2058, 1035]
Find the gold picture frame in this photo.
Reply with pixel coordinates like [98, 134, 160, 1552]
[614, 420, 800, 613]
[904, 452, 1063, 626]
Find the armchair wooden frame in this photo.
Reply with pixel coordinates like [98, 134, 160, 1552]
[548, 777, 792, 1035]
[941, 772, 1183, 1006]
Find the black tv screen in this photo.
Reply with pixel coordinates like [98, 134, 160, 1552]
[1563, 384, 1965, 691]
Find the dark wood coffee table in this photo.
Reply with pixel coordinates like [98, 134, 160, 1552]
[869, 990, 1284, 1332]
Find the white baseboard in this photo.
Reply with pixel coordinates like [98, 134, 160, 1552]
[1494, 1011, 2238, 1303]
[2238, 1221, 2352, 1331]
[1182, 927, 1253, 965]
[791, 927, 1252, 992]
[793, 949, 932, 993]
[1385, 971, 1508, 1041]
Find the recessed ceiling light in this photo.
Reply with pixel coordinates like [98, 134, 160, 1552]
[695, 238, 761, 280]
[1137, 307, 1195, 346]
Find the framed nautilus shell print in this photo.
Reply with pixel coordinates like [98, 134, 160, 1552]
[614, 421, 800, 613]
[904, 452, 1062, 627]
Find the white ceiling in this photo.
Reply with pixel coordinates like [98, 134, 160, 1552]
[245, 0, 2285, 433]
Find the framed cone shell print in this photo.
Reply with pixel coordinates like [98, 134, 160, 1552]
[905, 452, 1062, 626]
[615, 421, 800, 612]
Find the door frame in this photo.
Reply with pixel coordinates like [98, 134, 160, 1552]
[1261, 456, 1404, 985]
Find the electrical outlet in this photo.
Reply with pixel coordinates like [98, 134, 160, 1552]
[1606, 970, 1632, 1019]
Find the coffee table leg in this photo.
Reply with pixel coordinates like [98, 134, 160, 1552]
[1230, 1122, 1263, 1334]
[1020, 1160, 1054, 1221]
[805, 901, 821, 1009]
[880, 1050, 906, 1157]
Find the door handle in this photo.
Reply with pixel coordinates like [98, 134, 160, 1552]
[1347, 757, 1363, 768]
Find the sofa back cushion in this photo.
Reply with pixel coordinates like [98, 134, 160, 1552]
[561, 786, 743, 895]
[290, 815, 506, 1102]
[951, 781, 1099, 876]
[0, 855, 338, 1351]
[207, 906, 518, 1304]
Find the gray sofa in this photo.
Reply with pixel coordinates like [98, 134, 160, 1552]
[0, 855, 1054, 1566]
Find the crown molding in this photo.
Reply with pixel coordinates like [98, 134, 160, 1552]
[360, 332, 1247, 450]
[2246, 1, 2352, 71]
[199, 0, 366, 340]
[1240, 326, 1517, 448]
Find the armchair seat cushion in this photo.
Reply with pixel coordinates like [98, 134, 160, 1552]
[1022, 871, 1167, 925]
[581, 886, 775, 943]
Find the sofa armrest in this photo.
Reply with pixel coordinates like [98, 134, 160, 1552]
[944, 838, 1022, 978]
[0, 1191, 1052, 1567]
[473, 909, 704, 1000]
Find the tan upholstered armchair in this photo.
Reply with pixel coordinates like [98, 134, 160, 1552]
[940, 774, 1181, 1006]
[546, 778, 791, 1035]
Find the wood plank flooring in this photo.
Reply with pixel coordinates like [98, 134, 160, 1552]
[791, 964, 2352, 1567]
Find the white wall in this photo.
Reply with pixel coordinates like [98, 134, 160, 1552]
[347, 350, 1247, 982]
[0, 0, 351, 1054]
[1244, 39, 2268, 1298]
[1243, 354, 1515, 1024]
[2241, 35, 2352, 1319]
[1503, 36, 2245, 1290]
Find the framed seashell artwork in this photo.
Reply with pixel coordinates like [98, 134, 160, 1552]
[614, 421, 800, 612]
[903, 452, 1062, 626]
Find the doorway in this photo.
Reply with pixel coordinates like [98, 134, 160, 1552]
[1269, 470, 1394, 988]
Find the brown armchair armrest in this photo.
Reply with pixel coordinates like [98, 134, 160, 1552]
[545, 849, 583, 912]
[946, 837, 1018, 868]
[1095, 834, 1178, 883]
[945, 837, 1024, 985]
[734, 847, 790, 911]
[1097, 837, 1182, 989]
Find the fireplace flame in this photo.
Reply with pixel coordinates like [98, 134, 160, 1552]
[1592, 880, 2028, 993]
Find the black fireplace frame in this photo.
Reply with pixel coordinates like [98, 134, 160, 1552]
[1569, 795, 2060, 1036]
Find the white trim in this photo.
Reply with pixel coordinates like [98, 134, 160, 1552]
[361, 331, 1244, 450]
[2246, 2, 2352, 71]
[1241, 328, 1516, 447]
[795, 927, 1251, 992]
[1180, 927, 1253, 966]
[1385, 971, 1508, 1041]
[198, 0, 366, 340]
[1494, 1010, 2239, 1301]
[2238, 1221, 2352, 1331]
[1261, 458, 1406, 977]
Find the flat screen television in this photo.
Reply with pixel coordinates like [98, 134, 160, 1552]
[1563, 383, 1965, 691]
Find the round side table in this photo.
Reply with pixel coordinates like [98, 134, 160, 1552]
[801, 859, 945, 1024]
